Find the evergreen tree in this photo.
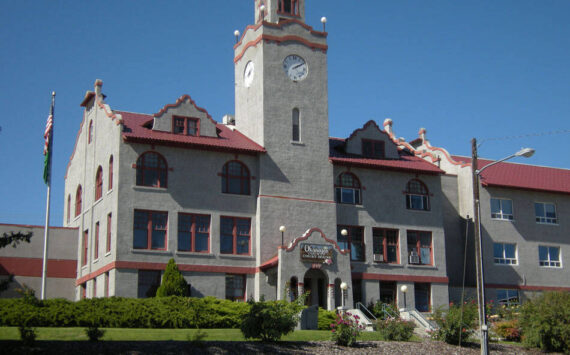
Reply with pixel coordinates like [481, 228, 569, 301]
[156, 258, 189, 297]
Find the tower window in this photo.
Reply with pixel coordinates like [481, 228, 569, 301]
[278, 0, 299, 16]
[292, 108, 300, 142]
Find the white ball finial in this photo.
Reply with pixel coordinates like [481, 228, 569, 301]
[340, 282, 348, 290]
[279, 225, 286, 233]
[260, 5, 265, 12]
[340, 229, 348, 236]
[234, 30, 240, 37]
[321, 16, 327, 24]
[400, 285, 408, 293]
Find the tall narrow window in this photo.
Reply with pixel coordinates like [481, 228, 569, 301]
[220, 217, 251, 255]
[292, 108, 300, 142]
[136, 152, 168, 188]
[82, 230, 88, 266]
[407, 230, 432, 265]
[405, 179, 430, 211]
[278, 0, 299, 15]
[337, 225, 364, 261]
[108, 155, 113, 190]
[75, 185, 82, 217]
[133, 210, 168, 250]
[221, 161, 250, 195]
[106, 213, 112, 253]
[88, 120, 93, 143]
[94, 222, 99, 260]
[335, 172, 362, 205]
[372, 228, 399, 263]
[414, 283, 431, 312]
[92, 277, 97, 298]
[95, 166, 103, 201]
[178, 213, 210, 253]
[105, 272, 110, 298]
[67, 195, 71, 224]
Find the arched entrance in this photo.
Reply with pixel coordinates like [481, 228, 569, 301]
[303, 269, 328, 308]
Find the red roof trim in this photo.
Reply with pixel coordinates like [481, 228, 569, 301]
[97, 97, 123, 125]
[80, 91, 95, 107]
[234, 19, 326, 49]
[153, 94, 218, 126]
[346, 120, 390, 142]
[259, 255, 279, 270]
[330, 156, 443, 175]
[234, 33, 327, 63]
[122, 135, 264, 155]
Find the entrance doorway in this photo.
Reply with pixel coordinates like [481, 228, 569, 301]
[303, 269, 328, 308]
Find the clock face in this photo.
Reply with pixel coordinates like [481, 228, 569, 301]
[283, 55, 308, 81]
[244, 61, 254, 87]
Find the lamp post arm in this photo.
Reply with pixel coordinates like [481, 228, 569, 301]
[476, 153, 517, 175]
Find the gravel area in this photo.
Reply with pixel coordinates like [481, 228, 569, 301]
[1, 340, 554, 355]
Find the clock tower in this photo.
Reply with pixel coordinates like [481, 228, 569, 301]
[234, 0, 343, 301]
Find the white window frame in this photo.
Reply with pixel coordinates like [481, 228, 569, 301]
[534, 202, 558, 224]
[490, 198, 513, 220]
[538, 245, 562, 268]
[496, 289, 520, 306]
[493, 242, 517, 265]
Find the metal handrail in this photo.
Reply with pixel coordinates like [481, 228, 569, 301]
[381, 303, 399, 319]
[355, 302, 377, 321]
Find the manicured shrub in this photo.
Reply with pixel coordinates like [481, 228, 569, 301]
[318, 308, 336, 330]
[330, 311, 364, 347]
[376, 317, 415, 341]
[18, 325, 36, 346]
[85, 325, 105, 341]
[240, 299, 304, 342]
[369, 301, 399, 320]
[492, 319, 521, 342]
[156, 259, 189, 297]
[430, 301, 478, 345]
[519, 291, 570, 353]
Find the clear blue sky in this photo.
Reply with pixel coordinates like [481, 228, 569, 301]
[1, 1, 568, 227]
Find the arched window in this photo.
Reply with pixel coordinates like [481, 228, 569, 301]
[95, 166, 103, 201]
[75, 185, 82, 217]
[88, 120, 93, 143]
[136, 152, 168, 188]
[405, 179, 430, 211]
[221, 161, 250, 195]
[67, 195, 71, 224]
[108, 155, 113, 190]
[335, 172, 361, 204]
[292, 108, 300, 142]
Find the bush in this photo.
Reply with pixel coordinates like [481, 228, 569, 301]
[85, 325, 105, 341]
[156, 259, 189, 297]
[330, 311, 364, 347]
[519, 291, 570, 353]
[430, 301, 478, 345]
[492, 319, 521, 342]
[240, 299, 304, 342]
[318, 308, 336, 330]
[369, 301, 399, 320]
[376, 317, 415, 341]
[18, 325, 36, 346]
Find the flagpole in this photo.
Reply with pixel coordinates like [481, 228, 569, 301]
[41, 91, 55, 300]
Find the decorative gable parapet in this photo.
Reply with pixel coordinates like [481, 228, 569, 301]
[344, 120, 399, 159]
[152, 95, 217, 138]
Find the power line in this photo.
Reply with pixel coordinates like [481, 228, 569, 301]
[479, 128, 570, 144]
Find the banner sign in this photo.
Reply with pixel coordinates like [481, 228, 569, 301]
[300, 243, 333, 263]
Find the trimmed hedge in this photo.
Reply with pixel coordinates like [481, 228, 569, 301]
[0, 296, 250, 329]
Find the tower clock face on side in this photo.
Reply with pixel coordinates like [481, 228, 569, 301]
[283, 55, 308, 81]
[244, 61, 254, 87]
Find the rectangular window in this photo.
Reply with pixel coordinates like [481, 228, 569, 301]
[106, 213, 112, 253]
[362, 139, 385, 158]
[496, 289, 519, 306]
[94, 222, 99, 260]
[337, 225, 364, 261]
[379, 281, 397, 305]
[81, 283, 86, 299]
[491, 198, 513, 220]
[414, 283, 431, 312]
[105, 272, 109, 298]
[82, 230, 88, 266]
[535, 202, 557, 224]
[93, 277, 97, 298]
[172, 116, 199, 136]
[372, 228, 399, 263]
[225, 274, 245, 301]
[407, 230, 432, 265]
[494, 242, 517, 265]
[220, 217, 251, 255]
[178, 213, 210, 253]
[133, 210, 168, 250]
[539, 246, 561, 267]
[137, 270, 161, 298]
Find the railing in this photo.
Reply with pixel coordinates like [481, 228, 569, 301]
[381, 303, 399, 319]
[355, 302, 377, 321]
[405, 309, 437, 331]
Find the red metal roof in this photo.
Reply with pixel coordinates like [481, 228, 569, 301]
[119, 111, 265, 154]
[330, 138, 444, 175]
[453, 155, 570, 194]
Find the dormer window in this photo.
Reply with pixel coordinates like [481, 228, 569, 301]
[278, 0, 299, 16]
[362, 139, 385, 158]
[172, 116, 199, 136]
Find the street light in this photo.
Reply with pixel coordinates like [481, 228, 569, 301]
[340, 282, 348, 309]
[471, 140, 535, 355]
[400, 285, 408, 310]
[279, 225, 286, 247]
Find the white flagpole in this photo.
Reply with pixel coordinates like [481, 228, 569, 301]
[41, 91, 56, 300]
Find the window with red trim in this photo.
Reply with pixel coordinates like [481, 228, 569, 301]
[221, 161, 250, 195]
[94, 222, 99, 260]
[82, 229, 88, 266]
[335, 172, 361, 205]
[407, 230, 432, 265]
[81, 283, 86, 299]
[278, 0, 299, 15]
[136, 152, 168, 188]
[337, 225, 364, 261]
[133, 210, 168, 250]
[88, 120, 93, 143]
[178, 213, 210, 253]
[225, 274, 246, 301]
[95, 166, 103, 201]
[106, 213, 112, 253]
[75, 185, 82, 217]
[405, 179, 430, 211]
[108, 155, 113, 190]
[372, 228, 399, 263]
[67, 195, 71, 224]
[362, 139, 385, 158]
[220, 216, 250, 255]
[172, 116, 199, 136]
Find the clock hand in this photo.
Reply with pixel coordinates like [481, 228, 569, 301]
[292, 63, 303, 70]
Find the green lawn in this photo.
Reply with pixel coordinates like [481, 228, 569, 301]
[0, 327, 408, 342]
